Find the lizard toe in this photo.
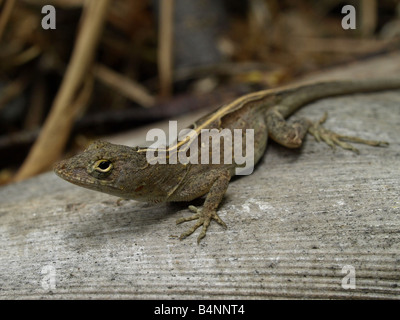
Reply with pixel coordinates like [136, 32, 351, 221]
[308, 115, 387, 153]
[177, 207, 227, 243]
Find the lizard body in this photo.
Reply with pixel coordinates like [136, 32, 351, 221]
[54, 78, 400, 243]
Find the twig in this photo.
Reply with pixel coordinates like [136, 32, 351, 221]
[0, 75, 30, 111]
[24, 76, 46, 130]
[94, 64, 155, 107]
[0, 0, 16, 41]
[4, 45, 42, 69]
[287, 37, 393, 53]
[158, 0, 174, 97]
[14, 0, 110, 182]
[361, 0, 377, 37]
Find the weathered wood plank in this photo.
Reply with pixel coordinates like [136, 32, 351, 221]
[1, 53, 400, 299]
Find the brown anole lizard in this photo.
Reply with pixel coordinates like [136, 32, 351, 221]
[54, 78, 400, 243]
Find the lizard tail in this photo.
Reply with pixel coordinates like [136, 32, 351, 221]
[278, 78, 400, 117]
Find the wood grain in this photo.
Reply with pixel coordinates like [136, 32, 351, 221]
[1, 53, 400, 299]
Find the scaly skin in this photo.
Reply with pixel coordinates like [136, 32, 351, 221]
[54, 78, 400, 243]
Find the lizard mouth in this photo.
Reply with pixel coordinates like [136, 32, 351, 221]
[53, 161, 91, 186]
[53, 160, 122, 193]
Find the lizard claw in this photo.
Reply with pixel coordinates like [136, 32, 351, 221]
[308, 113, 389, 153]
[176, 206, 227, 244]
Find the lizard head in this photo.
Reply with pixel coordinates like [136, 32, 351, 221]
[54, 140, 155, 200]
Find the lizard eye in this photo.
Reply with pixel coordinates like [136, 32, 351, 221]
[93, 159, 113, 173]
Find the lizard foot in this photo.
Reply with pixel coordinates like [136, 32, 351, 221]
[176, 205, 227, 244]
[116, 198, 129, 206]
[308, 113, 389, 154]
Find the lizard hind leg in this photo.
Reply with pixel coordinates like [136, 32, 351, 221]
[308, 112, 389, 154]
[266, 108, 310, 148]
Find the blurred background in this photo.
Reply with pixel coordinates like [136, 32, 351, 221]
[0, 0, 399, 184]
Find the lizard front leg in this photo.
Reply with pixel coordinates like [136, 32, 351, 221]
[176, 170, 231, 243]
